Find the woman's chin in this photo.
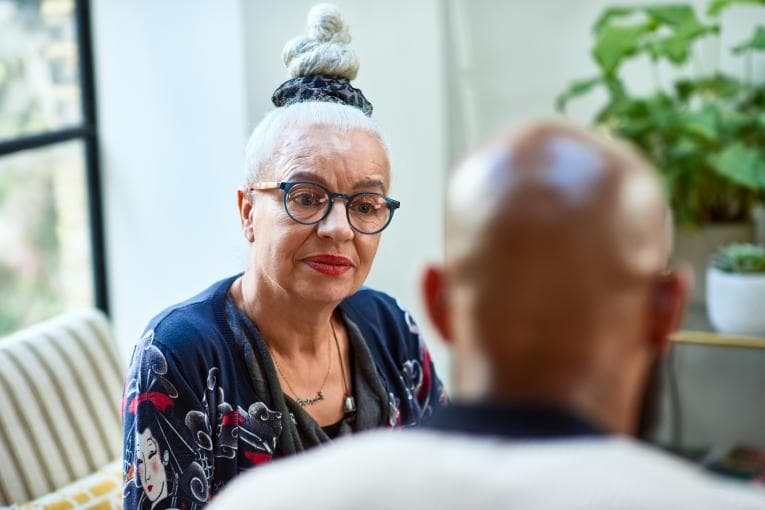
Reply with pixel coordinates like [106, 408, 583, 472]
[293, 280, 360, 305]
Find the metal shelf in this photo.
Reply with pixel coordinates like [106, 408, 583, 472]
[673, 302, 765, 349]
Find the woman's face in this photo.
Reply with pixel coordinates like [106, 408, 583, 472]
[245, 125, 390, 305]
[136, 427, 168, 505]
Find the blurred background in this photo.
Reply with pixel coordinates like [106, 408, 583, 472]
[2, 2, 764, 454]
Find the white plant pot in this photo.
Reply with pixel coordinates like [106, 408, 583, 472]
[673, 223, 754, 305]
[706, 267, 765, 337]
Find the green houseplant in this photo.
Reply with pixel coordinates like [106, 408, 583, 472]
[557, 0, 765, 228]
[707, 243, 765, 336]
[712, 242, 765, 273]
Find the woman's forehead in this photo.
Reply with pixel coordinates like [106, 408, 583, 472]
[286, 169, 387, 192]
[274, 126, 390, 186]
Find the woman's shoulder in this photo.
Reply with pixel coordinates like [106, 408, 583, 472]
[341, 286, 422, 348]
[135, 275, 239, 361]
[343, 286, 413, 323]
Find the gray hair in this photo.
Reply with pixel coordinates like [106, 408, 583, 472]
[244, 3, 389, 183]
[283, 3, 359, 80]
[244, 102, 389, 183]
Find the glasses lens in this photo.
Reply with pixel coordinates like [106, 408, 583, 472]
[285, 183, 330, 223]
[348, 194, 390, 233]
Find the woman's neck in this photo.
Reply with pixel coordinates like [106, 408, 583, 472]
[235, 270, 338, 358]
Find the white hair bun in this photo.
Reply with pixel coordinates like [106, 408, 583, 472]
[282, 3, 359, 80]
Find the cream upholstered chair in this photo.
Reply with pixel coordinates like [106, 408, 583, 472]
[0, 309, 125, 506]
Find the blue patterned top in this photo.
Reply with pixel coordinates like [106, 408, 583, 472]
[121, 275, 446, 509]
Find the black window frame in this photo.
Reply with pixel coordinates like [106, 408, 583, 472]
[0, 0, 109, 315]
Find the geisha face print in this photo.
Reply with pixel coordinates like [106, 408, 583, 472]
[136, 426, 169, 505]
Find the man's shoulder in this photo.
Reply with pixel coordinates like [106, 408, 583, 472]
[521, 437, 765, 509]
[210, 433, 765, 510]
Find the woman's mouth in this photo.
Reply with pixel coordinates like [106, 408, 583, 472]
[147, 484, 154, 493]
[304, 255, 353, 276]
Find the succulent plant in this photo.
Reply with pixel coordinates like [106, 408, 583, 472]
[712, 243, 765, 273]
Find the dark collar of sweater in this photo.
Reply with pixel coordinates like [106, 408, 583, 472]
[424, 401, 605, 440]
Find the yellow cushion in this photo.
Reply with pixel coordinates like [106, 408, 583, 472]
[18, 461, 122, 510]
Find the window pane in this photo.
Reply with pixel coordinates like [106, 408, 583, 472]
[0, 0, 82, 141]
[0, 140, 93, 336]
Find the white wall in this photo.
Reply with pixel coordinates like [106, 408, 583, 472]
[92, 0, 249, 360]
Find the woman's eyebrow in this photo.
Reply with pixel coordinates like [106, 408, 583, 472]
[352, 178, 385, 192]
[285, 172, 386, 192]
[285, 170, 326, 184]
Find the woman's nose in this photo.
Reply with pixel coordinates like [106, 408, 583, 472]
[317, 200, 354, 240]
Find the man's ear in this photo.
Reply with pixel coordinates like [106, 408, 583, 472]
[422, 265, 453, 344]
[650, 264, 693, 354]
[237, 188, 255, 242]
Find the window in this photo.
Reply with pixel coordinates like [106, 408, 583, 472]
[0, 0, 106, 336]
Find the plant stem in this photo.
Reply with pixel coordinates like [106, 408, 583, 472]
[714, 32, 721, 74]
[651, 59, 662, 92]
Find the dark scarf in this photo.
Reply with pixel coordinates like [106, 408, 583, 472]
[224, 296, 389, 457]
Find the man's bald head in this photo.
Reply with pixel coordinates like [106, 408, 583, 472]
[425, 122, 688, 434]
[447, 122, 669, 283]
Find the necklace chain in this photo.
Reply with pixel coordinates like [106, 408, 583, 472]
[239, 275, 334, 408]
[271, 328, 331, 407]
[332, 321, 350, 397]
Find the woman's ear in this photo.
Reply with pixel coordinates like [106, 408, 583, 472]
[237, 188, 255, 242]
[422, 265, 453, 344]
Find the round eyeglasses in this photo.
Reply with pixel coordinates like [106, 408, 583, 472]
[249, 181, 400, 235]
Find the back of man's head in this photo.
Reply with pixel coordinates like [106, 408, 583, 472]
[423, 121, 690, 435]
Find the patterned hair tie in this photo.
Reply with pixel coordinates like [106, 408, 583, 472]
[271, 74, 373, 117]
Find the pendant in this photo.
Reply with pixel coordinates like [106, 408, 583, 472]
[343, 395, 356, 413]
[296, 391, 324, 407]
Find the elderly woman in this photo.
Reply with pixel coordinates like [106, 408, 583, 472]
[121, 4, 445, 509]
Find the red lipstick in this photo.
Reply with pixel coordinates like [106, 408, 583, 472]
[304, 255, 353, 276]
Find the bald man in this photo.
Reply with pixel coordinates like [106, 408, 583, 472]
[209, 123, 765, 509]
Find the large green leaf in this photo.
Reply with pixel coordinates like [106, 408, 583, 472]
[593, 22, 654, 75]
[645, 93, 677, 130]
[732, 26, 765, 54]
[718, 107, 751, 135]
[675, 73, 744, 101]
[681, 103, 720, 141]
[646, 5, 700, 28]
[593, 6, 640, 33]
[645, 33, 694, 63]
[555, 77, 602, 113]
[645, 6, 718, 64]
[708, 0, 765, 16]
[709, 143, 765, 190]
[669, 136, 703, 160]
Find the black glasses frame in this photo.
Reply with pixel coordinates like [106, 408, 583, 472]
[249, 181, 400, 235]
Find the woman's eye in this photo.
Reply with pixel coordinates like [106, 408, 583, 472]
[352, 199, 379, 215]
[292, 192, 322, 207]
